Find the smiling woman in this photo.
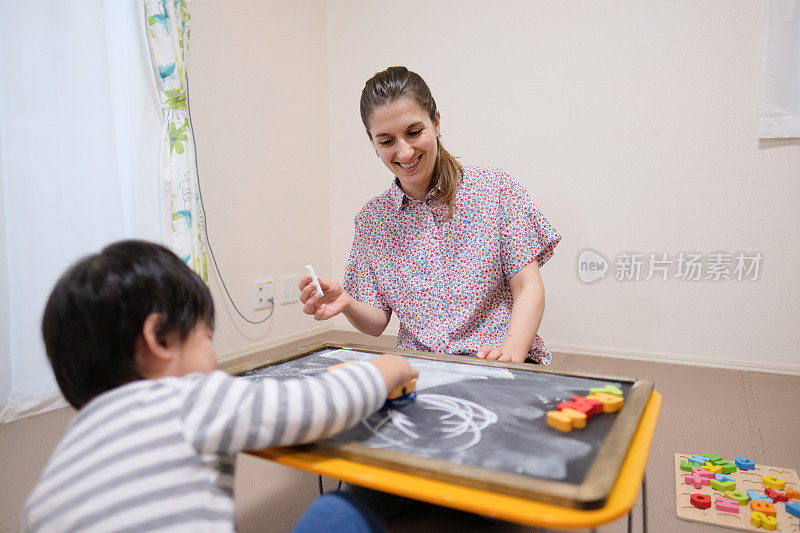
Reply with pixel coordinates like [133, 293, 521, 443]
[299, 66, 561, 365]
[368, 98, 441, 202]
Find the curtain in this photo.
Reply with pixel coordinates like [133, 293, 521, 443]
[760, 0, 800, 138]
[144, 0, 208, 279]
[0, 1, 162, 422]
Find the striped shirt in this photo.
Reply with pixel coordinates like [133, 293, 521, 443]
[24, 364, 385, 532]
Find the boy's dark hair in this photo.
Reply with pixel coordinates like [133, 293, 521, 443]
[42, 240, 215, 409]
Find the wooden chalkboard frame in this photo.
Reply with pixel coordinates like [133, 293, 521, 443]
[221, 342, 654, 509]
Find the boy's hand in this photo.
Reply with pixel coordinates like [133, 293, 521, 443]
[369, 354, 419, 394]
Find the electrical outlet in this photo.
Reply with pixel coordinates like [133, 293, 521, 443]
[280, 275, 300, 305]
[253, 279, 273, 310]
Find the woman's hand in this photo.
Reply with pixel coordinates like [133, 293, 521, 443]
[476, 345, 526, 363]
[299, 273, 392, 336]
[299, 275, 351, 320]
[476, 262, 545, 364]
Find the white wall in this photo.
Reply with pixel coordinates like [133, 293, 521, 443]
[189, 1, 799, 370]
[326, 1, 800, 370]
[189, 0, 332, 355]
[0, 121, 10, 402]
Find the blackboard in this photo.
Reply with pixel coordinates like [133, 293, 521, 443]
[231, 343, 654, 509]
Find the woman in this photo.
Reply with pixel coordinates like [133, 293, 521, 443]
[301, 66, 560, 364]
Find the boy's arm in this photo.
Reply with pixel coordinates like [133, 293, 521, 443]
[181, 355, 416, 455]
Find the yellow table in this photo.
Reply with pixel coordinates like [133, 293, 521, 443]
[248, 390, 661, 529]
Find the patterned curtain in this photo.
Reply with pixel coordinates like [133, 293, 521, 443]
[144, 0, 208, 280]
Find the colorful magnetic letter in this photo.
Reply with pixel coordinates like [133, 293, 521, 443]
[735, 458, 755, 470]
[703, 453, 723, 463]
[685, 471, 711, 489]
[693, 467, 715, 479]
[762, 475, 786, 491]
[586, 392, 624, 413]
[764, 488, 787, 503]
[786, 501, 800, 518]
[786, 502, 800, 518]
[715, 496, 740, 513]
[710, 478, 736, 492]
[747, 490, 773, 502]
[724, 490, 749, 505]
[750, 511, 777, 531]
[751, 500, 777, 517]
[589, 384, 623, 397]
[562, 396, 604, 417]
[560, 408, 587, 428]
[690, 493, 711, 509]
[547, 409, 584, 432]
[702, 462, 723, 474]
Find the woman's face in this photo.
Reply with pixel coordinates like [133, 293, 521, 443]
[367, 98, 440, 201]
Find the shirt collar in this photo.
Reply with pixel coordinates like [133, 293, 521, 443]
[388, 178, 439, 211]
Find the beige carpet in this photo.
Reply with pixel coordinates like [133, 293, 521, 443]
[2, 331, 798, 532]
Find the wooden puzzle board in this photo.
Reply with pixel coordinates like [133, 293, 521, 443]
[675, 454, 800, 531]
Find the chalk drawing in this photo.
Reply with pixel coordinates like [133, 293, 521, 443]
[362, 393, 498, 454]
[318, 348, 515, 390]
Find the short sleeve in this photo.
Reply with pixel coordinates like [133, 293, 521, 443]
[498, 174, 561, 278]
[342, 216, 391, 312]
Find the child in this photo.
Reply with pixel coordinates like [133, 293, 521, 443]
[25, 240, 417, 532]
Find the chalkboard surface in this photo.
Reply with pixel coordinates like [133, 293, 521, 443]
[234, 343, 653, 508]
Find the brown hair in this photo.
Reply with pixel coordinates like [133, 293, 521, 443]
[360, 66, 462, 218]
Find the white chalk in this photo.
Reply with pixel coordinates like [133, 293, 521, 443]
[305, 264, 324, 298]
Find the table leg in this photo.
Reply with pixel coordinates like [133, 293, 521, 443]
[627, 474, 648, 533]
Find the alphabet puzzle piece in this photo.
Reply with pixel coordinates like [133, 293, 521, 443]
[685, 471, 712, 489]
[715, 496, 740, 513]
[703, 452, 723, 463]
[735, 458, 756, 470]
[546, 409, 585, 432]
[786, 501, 800, 518]
[764, 488, 787, 503]
[702, 462, 723, 474]
[693, 467, 715, 479]
[558, 396, 603, 419]
[751, 511, 778, 531]
[588, 384, 623, 397]
[747, 490, 773, 502]
[715, 473, 734, 482]
[688, 454, 710, 465]
[724, 490, 749, 505]
[585, 392, 624, 413]
[690, 493, 711, 509]
[763, 475, 786, 491]
[710, 478, 736, 492]
[751, 500, 777, 517]
[787, 486, 800, 501]
[717, 460, 737, 474]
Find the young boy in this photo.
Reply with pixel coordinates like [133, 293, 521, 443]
[25, 240, 417, 532]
